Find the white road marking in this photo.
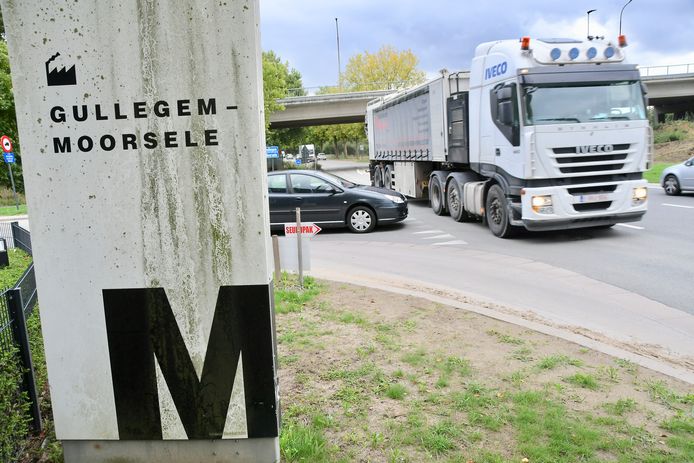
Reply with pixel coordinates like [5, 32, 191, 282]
[616, 223, 645, 230]
[662, 203, 694, 209]
[422, 234, 455, 240]
[413, 230, 444, 234]
[431, 240, 468, 246]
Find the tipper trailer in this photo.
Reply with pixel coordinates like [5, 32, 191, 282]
[366, 37, 651, 237]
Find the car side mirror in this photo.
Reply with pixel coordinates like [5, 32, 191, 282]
[686, 161, 693, 167]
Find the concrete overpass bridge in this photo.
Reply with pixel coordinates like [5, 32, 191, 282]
[269, 64, 694, 129]
[640, 64, 694, 121]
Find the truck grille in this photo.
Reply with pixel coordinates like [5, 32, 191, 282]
[551, 144, 631, 175]
[574, 201, 612, 212]
[568, 184, 617, 212]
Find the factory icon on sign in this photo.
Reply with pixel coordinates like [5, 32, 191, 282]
[46, 52, 76, 87]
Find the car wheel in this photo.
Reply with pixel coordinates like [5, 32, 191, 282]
[347, 205, 376, 233]
[446, 178, 470, 222]
[383, 165, 393, 190]
[485, 184, 517, 238]
[373, 166, 384, 188]
[663, 175, 681, 196]
[429, 176, 447, 215]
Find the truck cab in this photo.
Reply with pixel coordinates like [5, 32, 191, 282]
[366, 37, 651, 238]
[470, 37, 650, 235]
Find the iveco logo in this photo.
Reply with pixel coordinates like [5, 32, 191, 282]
[575, 144, 614, 154]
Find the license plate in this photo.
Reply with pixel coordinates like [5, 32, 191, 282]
[577, 193, 609, 203]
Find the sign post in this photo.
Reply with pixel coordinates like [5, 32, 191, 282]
[2, 1, 279, 462]
[266, 145, 279, 171]
[1, 135, 19, 210]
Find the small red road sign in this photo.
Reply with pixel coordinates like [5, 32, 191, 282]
[1, 135, 13, 153]
[284, 223, 322, 237]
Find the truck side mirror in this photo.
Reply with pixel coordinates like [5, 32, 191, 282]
[498, 101, 513, 125]
[496, 86, 513, 101]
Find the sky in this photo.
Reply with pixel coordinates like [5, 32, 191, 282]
[259, 0, 694, 90]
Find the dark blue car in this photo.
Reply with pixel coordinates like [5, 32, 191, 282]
[268, 170, 408, 233]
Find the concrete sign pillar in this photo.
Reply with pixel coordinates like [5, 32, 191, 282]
[1, 1, 279, 461]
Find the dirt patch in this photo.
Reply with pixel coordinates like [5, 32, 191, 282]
[654, 120, 694, 163]
[655, 140, 694, 163]
[277, 279, 694, 462]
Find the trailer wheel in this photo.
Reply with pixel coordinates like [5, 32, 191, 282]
[383, 165, 393, 189]
[373, 166, 384, 188]
[446, 178, 469, 222]
[429, 176, 447, 215]
[485, 184, 517, 238]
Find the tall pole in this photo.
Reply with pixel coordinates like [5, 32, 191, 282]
[619, 0, 633, 35]
[586, 9, 596, 40]
[335, 17, 342, 91]
[7, 163, 19, 210]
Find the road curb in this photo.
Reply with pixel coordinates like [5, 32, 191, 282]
[310, 268, 694, 385]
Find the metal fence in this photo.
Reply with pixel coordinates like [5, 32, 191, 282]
[0, 221, 16, 249]
[0, 223, 41, 431]
[0, 286, 13, 352]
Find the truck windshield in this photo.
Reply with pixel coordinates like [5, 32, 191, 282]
[523, 81, 646, 125]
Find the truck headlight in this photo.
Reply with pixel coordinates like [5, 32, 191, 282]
[632, 186, 648, 205]
[384, 194, 404, 204]
[531, 195, 553, 214]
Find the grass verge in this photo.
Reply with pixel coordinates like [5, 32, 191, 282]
[276, 277, 694, 462]
[644, 162, 673, 184]
[0, 205, 27, 216]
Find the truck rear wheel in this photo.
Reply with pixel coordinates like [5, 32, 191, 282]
[384, 165, 393, 189]
[446, 178, 469, 222]
[429, 176, 447, 215]
[485, 184, 517, 238]
[373, 166, 384, 188]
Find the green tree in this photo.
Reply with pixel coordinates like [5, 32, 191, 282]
[308, 123, 365, 159]
[263, 51, 309, 153]
[0, 40, 22, 194]
[342, 45, 426, 91]
[262, 50, 290, 128]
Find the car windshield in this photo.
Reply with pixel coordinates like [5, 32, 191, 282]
[523, 80, 646, 125]
[317, 171, 357, 188]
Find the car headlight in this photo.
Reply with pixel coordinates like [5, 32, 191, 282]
[384, 194, 404, 204]
[632, 186, 647, 205]
[531, 195, 553, 214]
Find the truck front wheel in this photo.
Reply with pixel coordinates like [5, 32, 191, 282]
[429, 176, 447, 215]
[485, 184, 517, 238]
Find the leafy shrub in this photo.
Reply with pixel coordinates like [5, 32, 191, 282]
[654, 130, 686, 144]
[0, 347, 30, 462]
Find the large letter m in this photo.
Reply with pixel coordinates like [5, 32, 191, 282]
[103, 285, 278, 440]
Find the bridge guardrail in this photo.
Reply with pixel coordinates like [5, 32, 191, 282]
[639, 64, 694, 77]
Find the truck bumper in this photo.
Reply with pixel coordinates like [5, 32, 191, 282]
[519, 179, 648, 231]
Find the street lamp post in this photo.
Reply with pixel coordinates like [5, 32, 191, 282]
[619, 0, 634, 35]
[586, 9, 596, 40]
[335, 17, 342, 91]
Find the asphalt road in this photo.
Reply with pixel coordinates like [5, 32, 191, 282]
[319, 162, 694, 316]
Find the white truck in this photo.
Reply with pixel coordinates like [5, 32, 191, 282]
[366, 37, 651, 237]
